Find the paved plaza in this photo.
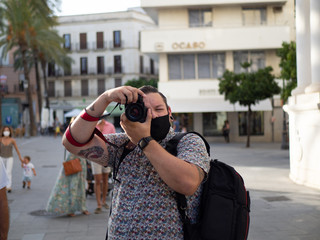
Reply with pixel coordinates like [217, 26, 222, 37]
[5, 136, 320, 240]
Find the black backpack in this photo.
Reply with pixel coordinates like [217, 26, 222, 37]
[166, 132, 251, 240]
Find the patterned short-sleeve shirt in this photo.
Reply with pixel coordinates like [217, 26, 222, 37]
[104, 128, 211, 240]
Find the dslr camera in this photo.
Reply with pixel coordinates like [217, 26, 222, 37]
[125, 94, 147, 123]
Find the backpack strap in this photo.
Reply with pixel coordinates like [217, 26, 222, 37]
[165, 131, 210, 225]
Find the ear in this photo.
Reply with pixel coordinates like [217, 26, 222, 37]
[168, 107, 173, 122]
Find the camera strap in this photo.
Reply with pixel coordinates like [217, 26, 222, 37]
[99, 103, 123, 120]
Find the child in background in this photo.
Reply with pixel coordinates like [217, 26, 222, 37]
[21, 156, 36, 189]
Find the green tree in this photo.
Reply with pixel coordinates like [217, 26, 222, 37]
[219, 64, 281, 147]
[125, 78, 158, 89]
[276, 41, 297, 103]
[0, 0, 60, 135]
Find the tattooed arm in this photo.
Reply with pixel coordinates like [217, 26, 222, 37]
[62, 86, 146, 164]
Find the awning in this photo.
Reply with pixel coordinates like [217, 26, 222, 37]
[166, 98, 273, 113]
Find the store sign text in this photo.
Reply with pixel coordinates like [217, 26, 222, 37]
[172, 42, 205, 50]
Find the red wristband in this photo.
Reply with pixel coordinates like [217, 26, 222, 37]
[65, 125, 94, 147]
[80, 109, 100, 122]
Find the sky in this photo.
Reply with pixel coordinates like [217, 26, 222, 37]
[56, 0, 141, 16]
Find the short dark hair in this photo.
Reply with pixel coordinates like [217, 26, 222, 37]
[139, 85, 168, 109]
[24, 156, 31, 161]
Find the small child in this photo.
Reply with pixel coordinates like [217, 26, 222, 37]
[21, 156, 36, 189]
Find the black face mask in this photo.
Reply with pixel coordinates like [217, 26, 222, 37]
[150, 114, 171, 141]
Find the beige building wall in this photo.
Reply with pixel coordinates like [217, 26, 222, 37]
[141, 0, 295, 143]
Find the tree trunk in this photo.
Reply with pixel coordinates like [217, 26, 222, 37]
[41, 60, 50, 109]
[246, 105, 252, 148]
[34, 54, 42, 124]
[22, 52, 37, 136]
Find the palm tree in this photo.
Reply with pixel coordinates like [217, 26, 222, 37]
[0, 0, 58, 136]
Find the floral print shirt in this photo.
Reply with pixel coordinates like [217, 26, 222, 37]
[104, 128, 211, 240]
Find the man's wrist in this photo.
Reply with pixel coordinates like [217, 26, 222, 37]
[138, 136, 154, 150]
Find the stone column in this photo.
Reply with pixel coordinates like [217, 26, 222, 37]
[305, 0, 320, 93]
[292, 0, 311, 95]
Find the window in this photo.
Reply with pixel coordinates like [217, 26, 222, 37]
[80, 57, 88, 75]
[189, 9, 212, 27]
[63, 34, 71, 50]
[203, 112, 227, 136]
[48, 61, 55, 77]
[212, 53, 225, 78]
[238, 111, 264, 136]
[96, 32, 104, 49]
[198, 54, 211, 79]
[242, 7, 267, 26]
[48, 82, 55, 97]
[114, 55, 122, 73]
[140, 56, 144, 74]
[64, 80, 71, 97]
[64, 62, 71, 76]
[97, 56, 104, 74]
[113, 31, 121, 48]
[97, 79, 105, 95]
[150, 59, 154, 74]
[169, 53, 225, 80]
[115, 78, 122, 87]
[81, 79, 88, 96]
[183, 54, 195, 79]
[80, 33, 87, 50]
[234, 51, 265, 73]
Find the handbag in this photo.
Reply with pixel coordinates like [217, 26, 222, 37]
[63, 151, 82, 176]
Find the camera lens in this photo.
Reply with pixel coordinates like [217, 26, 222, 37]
[126, 104, 144, 122]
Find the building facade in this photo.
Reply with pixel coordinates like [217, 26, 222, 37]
[0, 48, 38, 130]
[284, 0, 320, 189]
[141, 0, 295, 142]
[47, 9, 158, 128]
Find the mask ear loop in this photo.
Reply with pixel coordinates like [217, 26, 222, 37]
[99, 103, 123, 120]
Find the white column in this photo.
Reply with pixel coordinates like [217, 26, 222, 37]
[305, 0, 320, 93]
[292, 0, 311, 95]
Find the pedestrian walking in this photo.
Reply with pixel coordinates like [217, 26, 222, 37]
[92, 119, 116, 214]
[63, 85, 210, 239]
[0, 126, 24, 193]
[21, 156, 36, 189]
[46, 117, 90, 217]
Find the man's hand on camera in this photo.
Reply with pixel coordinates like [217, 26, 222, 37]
[104, 86, 146, 105]
[120, 108, 152, 145]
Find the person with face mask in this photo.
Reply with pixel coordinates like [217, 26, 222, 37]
[62, 85, 211, 240]
[0, 126, 24, 193]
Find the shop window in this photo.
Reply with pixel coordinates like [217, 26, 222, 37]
[189, 9, 212, 27]
[203, 112, 227, 136]
[238, 111, 264, 136]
